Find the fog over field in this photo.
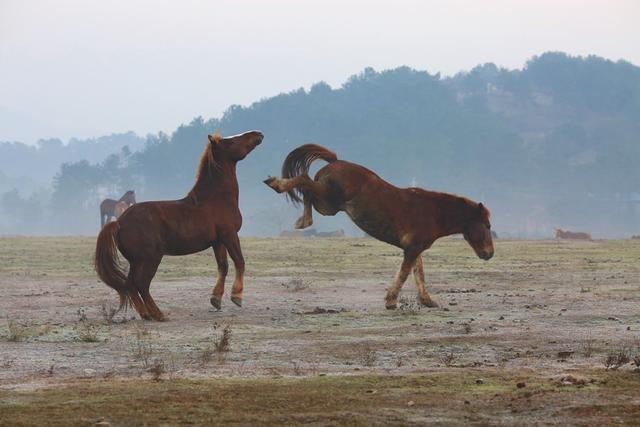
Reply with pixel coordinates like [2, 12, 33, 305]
[2, 3, 640, 425]
[1, 1, 638, 238]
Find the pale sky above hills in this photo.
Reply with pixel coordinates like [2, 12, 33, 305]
[1, 0, 638, 143]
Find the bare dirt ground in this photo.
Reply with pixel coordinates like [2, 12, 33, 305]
[1, 236, 640, 425]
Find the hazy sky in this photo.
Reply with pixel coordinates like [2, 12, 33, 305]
[1, 0, 638, 144]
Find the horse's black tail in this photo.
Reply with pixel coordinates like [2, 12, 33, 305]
[94, 221, 130, 311]
[281, 144, 337, 204]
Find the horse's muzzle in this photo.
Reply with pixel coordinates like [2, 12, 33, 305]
[479, 250, 494, 260]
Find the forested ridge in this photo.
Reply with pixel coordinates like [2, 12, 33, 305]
[2, 52, 639, 237]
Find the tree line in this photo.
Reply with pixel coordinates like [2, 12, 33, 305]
[1, 52, 639, 237]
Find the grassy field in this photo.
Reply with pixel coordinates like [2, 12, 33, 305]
[1, 236, 640, 425]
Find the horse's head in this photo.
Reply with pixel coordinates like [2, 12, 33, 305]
[120, 190, 136, 205]
[208, 130, 263, 162]
[463, 202, 494, 261]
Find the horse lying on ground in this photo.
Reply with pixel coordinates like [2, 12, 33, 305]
[100, 191, 136, 227]
[264, 144, 494, 309]
[95, 131, 264, 320]
[555, 229, 591, 240]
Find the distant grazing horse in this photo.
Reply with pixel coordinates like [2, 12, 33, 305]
[100, 191, 136, 227]
[632, 235, 640, 240]
[555, 229, 591, 240]
[95, 131, 263, 320]
[114, 201, 130, 218]
[264, 144, 494, 309]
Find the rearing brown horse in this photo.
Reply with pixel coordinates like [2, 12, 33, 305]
[264, 144, 494, 309]
[95, 131, 263, 321]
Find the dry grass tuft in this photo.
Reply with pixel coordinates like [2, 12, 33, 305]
[75, 308, 100, 342]
[148, 359, 166, 381]
[439, 350, 459, 367]
[604, 347, 630, 370]
[6, 320, 27, 342]
[213, 324, 232, 353]
[358, 346, 377, 367]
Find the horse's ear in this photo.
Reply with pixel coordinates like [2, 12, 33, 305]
[208, 134, 222, 144]
[478, 202, 484, 212]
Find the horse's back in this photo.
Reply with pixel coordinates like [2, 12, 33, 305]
[117, 199, 231, 256]
[100, 198, 116, 210]
[315, 160, 394, 200]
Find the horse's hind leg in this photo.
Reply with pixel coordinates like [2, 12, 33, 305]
[210, 242, 228, 310]
[221, 232, 245, 307]
[137, 258, 166, 321]
[295, 196, 314, 229]
[264, 175, 332, 229]
[125, 265, 152, 321]
[128, 258, 164, 321]
[412, 255, 438, 307]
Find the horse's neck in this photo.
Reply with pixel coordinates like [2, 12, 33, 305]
[190, 163, 239, 203]
[434, 197, 472, 238]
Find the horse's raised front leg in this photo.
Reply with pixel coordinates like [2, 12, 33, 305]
[385, 249, 420, 309]
[210, 241, 228, 310]
[221, 232, 245, 307]
[413, 255, 438, 307]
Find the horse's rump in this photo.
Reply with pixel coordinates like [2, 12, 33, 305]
[282, 144, 337, 204]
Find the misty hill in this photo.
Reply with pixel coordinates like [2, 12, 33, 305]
[0, 133, 146, 194]
[2, 52, 639, 237]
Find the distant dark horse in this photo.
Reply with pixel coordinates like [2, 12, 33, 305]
[265, 144, 494, 309]
[100, 191, 136, 227]
[555, 229, 591, 240]
[95, 131, 264, 320]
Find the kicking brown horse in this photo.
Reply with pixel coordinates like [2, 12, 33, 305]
[95, 131, 264, 320]
[100, 190, 136, 227]
[264, 144, 494, 309]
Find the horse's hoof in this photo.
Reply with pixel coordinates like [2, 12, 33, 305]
[231, 296, 242, 307]
[420, 298, 439, 308]
[263, 176, 277, 187]
[263, 176, 283, 192]
[385, 303, 397, 310]
[295, 217, 312, 229]
[210, 296, 222, 310]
